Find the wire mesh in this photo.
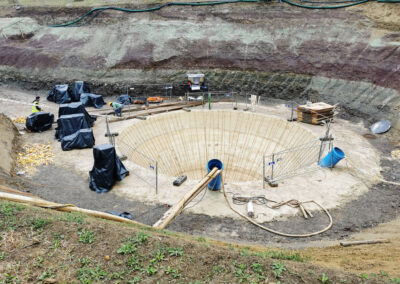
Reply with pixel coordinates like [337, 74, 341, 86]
[117, 140, 158, 193]
[263, 138, 329, 185]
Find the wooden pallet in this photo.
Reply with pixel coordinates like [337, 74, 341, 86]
[297, 102, 334, 125]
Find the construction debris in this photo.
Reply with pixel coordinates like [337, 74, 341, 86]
[340, 239, 390, 247]
[16, 143, 55, 175]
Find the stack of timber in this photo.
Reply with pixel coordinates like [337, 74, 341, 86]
[297, 102, 334, 125]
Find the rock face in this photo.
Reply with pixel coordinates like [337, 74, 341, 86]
[0, 3, 399, 120]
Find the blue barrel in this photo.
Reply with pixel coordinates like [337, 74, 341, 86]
[319, 147, 345, 168]
[207, 159, 223, 191]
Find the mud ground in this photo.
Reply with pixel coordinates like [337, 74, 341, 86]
[1, 86, 399, 248]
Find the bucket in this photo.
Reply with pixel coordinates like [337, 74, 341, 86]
[206, 159, 223, 190]
[319, 147, 345, 168]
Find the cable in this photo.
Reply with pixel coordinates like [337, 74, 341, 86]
[49, 0, 267, 28]
[184, 186, 208, 210]
[281, 0, 369, 9]
[221, 173, 334, 237]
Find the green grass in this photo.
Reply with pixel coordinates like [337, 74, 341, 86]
[272, 262, 287, 279]
[30, 218, 51, 231]
[0, 202, 25, 231]
[78, 228, 95, 244]
[58, 212, 86, 224]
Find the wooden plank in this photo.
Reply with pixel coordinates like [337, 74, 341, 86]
[153, 168, 221, 230]
[340, 239, 390, 247]
[298, 102, 334, 113]
[89, 101, 188, 115]
[109, 102, 202, 123]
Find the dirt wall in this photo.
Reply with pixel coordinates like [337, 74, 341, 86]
[0, 114, 19, 175]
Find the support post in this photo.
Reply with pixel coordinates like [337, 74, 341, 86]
[155, 161, 158, 195]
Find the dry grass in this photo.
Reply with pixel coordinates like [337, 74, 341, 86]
[0, 200, 374, 283]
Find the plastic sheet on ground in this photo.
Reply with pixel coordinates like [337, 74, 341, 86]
[89, 144, 129, 193]
[55, 113, 90, 141]
[58, 102, 96, 127]
[71, 81, 90, 102]
[80, 93, 105, 109]
[47, 84, 71, 104]
[61, 128, 95, 151]
[107, 211, 133, 220]
[117, 94, 133, 105]
[25, 112, 54, 132]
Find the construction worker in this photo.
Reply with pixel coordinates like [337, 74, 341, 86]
[32, 96, 42, 113]
[109, 101, 124, 117]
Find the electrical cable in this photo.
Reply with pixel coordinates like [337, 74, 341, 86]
[221, 173, 334, 237]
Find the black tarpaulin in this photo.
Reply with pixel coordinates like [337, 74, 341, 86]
[89, 144, 129, 193]
[61, 128, 95, 151]
[58, 102, 96, 127]
[71, 81, 90, 102]
[47, 84, 71, 104]
[26, 112, 54, 132]
[117, 94, 133, 105]
[80, 93, 105, 109]
[55, 113, 90, 141]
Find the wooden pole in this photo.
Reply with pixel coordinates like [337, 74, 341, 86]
[340, 239, 390, 247]
[153, 168, 221, 229]
[0, 192, 147, 227]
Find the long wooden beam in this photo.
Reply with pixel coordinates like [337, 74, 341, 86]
[0, 192, 146, 227]
[153, 168, 221, 230]
[109, 102, 202, 123]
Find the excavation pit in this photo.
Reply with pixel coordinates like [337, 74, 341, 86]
[118, 110, 319, 183]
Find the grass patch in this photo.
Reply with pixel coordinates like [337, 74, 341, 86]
[78, 228, 95, 244]
[0, 202, 25, 231]
[30, 218, 51, 231]
[58, 212, 86, 224]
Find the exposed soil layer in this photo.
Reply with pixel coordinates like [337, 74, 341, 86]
[0, 114, 20, 175]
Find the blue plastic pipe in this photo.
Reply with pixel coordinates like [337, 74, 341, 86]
[319, 147, 345, 168]
[207, 159, 223, 190]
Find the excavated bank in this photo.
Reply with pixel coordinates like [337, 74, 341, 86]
[0, 114, 20, 175]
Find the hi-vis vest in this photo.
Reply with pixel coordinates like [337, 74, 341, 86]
[32, 101, 40, 113]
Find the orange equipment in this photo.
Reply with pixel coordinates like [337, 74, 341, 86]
[147, 97, 164, 103]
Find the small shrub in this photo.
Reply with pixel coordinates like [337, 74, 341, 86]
[78, 228, 95, 244]
[320, 273, 330, 284]
[271, 262, 286, 279]
[168, 246, 183, 256]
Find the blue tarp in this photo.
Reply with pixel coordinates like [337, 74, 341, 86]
[61, 128, 95, 151]
[58, 102, 96, 127]
[26, 112, 54, 132]
[80, 93, 105, 109]
[55, 113, 91, 141]
[71, 81, 90, 102]
[47, 85, 71, 104]
[89, 144, 129, 193]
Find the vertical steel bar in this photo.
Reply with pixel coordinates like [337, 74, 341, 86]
[271, 153, 275, 181]
[262, 155, 265, 189]
[155, 161, 158, 195]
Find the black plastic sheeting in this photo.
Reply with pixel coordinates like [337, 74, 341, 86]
[80, 93, 105, 109]
[26, 112, 54, 132]
[47, 85, 72, 104]
[89, 144, 129, 193]
[58, 102, 96, 127]
[71, 81, 90, 102]
[117, 94, 133, 105]
[61, 128, 95, 151]
[55, 113, 90, 141]
[107, 211, 133, 220]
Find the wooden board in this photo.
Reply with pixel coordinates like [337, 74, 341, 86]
[298, 102, 334, 113]
[297, 110, 333, 125]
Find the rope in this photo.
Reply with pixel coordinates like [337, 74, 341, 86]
[281, 0, 370, 9]
[221, 173, 333, 237]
